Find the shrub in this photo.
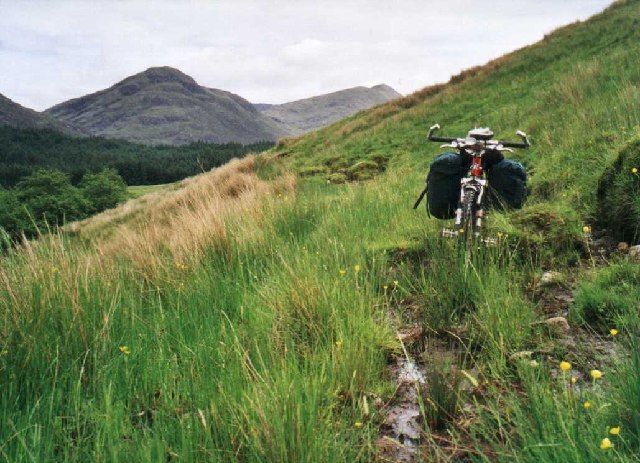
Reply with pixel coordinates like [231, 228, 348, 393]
[80, 168, 128, 213]
[15, 169, 90, 227]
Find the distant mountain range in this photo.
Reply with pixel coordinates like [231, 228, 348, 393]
[256, 84, 401, 135]
[1, 66, 401, 145]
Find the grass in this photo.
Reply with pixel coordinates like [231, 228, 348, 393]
[127, 183, 175, 199]
[3, 1, 640, 461]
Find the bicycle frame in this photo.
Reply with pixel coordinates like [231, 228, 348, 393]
[446, 148, 488, 239]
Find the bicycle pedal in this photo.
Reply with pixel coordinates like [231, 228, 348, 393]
[441, 228, 458, 238]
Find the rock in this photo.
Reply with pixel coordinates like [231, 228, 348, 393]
[509, 351, 534, 361]
[618, 242, 629, 253]
[544, 316, 570, 333]
[540, 271, 562, 286]
[629, 245, 640, 262]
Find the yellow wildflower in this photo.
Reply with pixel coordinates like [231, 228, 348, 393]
[383, 285, 388, 290]
[610, 328, 618, 336]
[497, 232, 504, 238]
[393, 280, 399, 287]
[559, 361, 571, 372]
[582, 226, 591, 234]
[458, 228, 464, 234]
[600, 438, 614, 450]
[339, 269, 346, 275]
[354, 421, 363, 428]
[632, 167, 638, 174]
[591, 369, 603, 380]
[354, 265, 361, 273]
[118, 346, 131, 355]
[610, 427, 620, 436]
[583, 401, 591, 409]
[571, 377, 577, 384]
[335, 340, 343, 348]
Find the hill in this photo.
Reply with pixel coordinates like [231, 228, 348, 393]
[256, 84, 401, 135]
[0, 92, 84, 136]
[45, 66, 288, 145]
[3, 2, 640, 462]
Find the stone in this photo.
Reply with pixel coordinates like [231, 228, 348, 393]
[540, 271, 562, 286]
[544, 316, 570, 332]
[629, 245, 640, 262]
[617, 242, 629, 253]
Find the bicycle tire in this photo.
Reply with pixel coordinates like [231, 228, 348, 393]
[459, 188, 477, 250]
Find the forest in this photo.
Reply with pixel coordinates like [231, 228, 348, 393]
[0, 126, 273, 187]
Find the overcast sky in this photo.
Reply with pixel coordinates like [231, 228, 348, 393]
[0, 0, 612, 111]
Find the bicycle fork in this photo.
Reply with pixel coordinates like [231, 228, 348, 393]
[442, 178, 488, 239]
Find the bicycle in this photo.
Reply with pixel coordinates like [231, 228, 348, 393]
[417, 124, 530, 249]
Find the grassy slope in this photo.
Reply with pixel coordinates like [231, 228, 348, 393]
[2, 1, 640, 462]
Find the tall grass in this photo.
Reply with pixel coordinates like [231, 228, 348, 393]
[4, 1, 640, 461]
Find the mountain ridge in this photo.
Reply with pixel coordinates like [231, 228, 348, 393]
[0, 93, 85, 136]
[42, 66, 401, 145]
[45, 66, 288, 145]
[256, 84, 401, 135]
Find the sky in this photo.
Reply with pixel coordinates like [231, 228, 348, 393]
[0, 0, 612, 111]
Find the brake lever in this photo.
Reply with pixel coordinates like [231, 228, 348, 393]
[516, 130, 530, 146]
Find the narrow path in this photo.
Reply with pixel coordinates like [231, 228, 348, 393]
[377, 321, 426, 462]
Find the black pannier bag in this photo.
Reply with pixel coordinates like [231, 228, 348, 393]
[424, 152, 467, 219]
[487, 159, 527, 210]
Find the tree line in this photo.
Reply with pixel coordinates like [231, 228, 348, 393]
[0, 126, 273, 187]
[0, 168, 129, 247]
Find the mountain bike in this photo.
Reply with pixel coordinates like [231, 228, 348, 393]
[426, 124, 530, 248]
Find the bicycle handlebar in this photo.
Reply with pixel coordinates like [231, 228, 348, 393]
[427, 124, 530, 149]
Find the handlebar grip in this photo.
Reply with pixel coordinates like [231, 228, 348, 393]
[499, 141, 530, 149]
[429, 136, 457, 143]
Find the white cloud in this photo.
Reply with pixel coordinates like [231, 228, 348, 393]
[0, 0, 612, 110]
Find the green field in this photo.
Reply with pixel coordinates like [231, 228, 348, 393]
[2, 1, 640, 462]
[128, 183, 175, 199]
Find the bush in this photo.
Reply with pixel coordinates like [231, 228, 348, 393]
[0, 188, 32, 238]
[15, 169, 90, 227]
[80, 168, 128, 213]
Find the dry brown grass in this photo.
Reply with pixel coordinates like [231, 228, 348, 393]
[1, 156, 296, 306]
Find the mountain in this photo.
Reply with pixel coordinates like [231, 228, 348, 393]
[45, 67, 288, 145]
[256, 84, 401, 135]
[0, 93, 84, 136]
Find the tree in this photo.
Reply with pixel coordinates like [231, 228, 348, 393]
[0, 188, 32, 239]
[15, 169, 90, 227]
[80, 168, 128, 214]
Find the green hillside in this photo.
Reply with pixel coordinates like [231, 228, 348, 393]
[2, 2, 640, 462]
